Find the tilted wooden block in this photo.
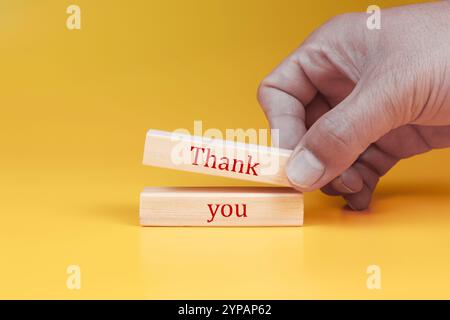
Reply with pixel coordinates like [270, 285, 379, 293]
[143, 130, 293, 186]
[140, 187, 303, 226]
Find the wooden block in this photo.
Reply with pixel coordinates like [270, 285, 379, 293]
[143, 129, 293, 186]
[140, 187, 303, 226]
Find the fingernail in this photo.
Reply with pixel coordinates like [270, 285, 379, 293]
[286, 148, 325, 188]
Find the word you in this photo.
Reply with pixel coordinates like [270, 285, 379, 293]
[207, 203, 247, 223]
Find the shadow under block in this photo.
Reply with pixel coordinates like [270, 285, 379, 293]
[140, 187, 303, 226]
[143, 130, 293, 186]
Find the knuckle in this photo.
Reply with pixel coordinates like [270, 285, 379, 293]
[318, 114, 360, 153]
[256, 79, 271, 109]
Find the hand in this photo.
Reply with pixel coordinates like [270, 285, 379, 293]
[257, 2, 450, 210]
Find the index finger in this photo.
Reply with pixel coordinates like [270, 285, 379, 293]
[257, 51, 317, 149]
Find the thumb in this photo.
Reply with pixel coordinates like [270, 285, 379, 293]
[286, 86, 398, 191]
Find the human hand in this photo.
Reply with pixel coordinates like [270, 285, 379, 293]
[257, 1, 450, 210]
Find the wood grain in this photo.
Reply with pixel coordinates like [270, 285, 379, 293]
[140, 187, 303, 226]
[143, 130, 293, 186]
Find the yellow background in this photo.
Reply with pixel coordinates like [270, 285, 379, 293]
[1, 0, 449, 299]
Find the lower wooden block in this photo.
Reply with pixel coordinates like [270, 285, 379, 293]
[140, 187, 303, 226]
